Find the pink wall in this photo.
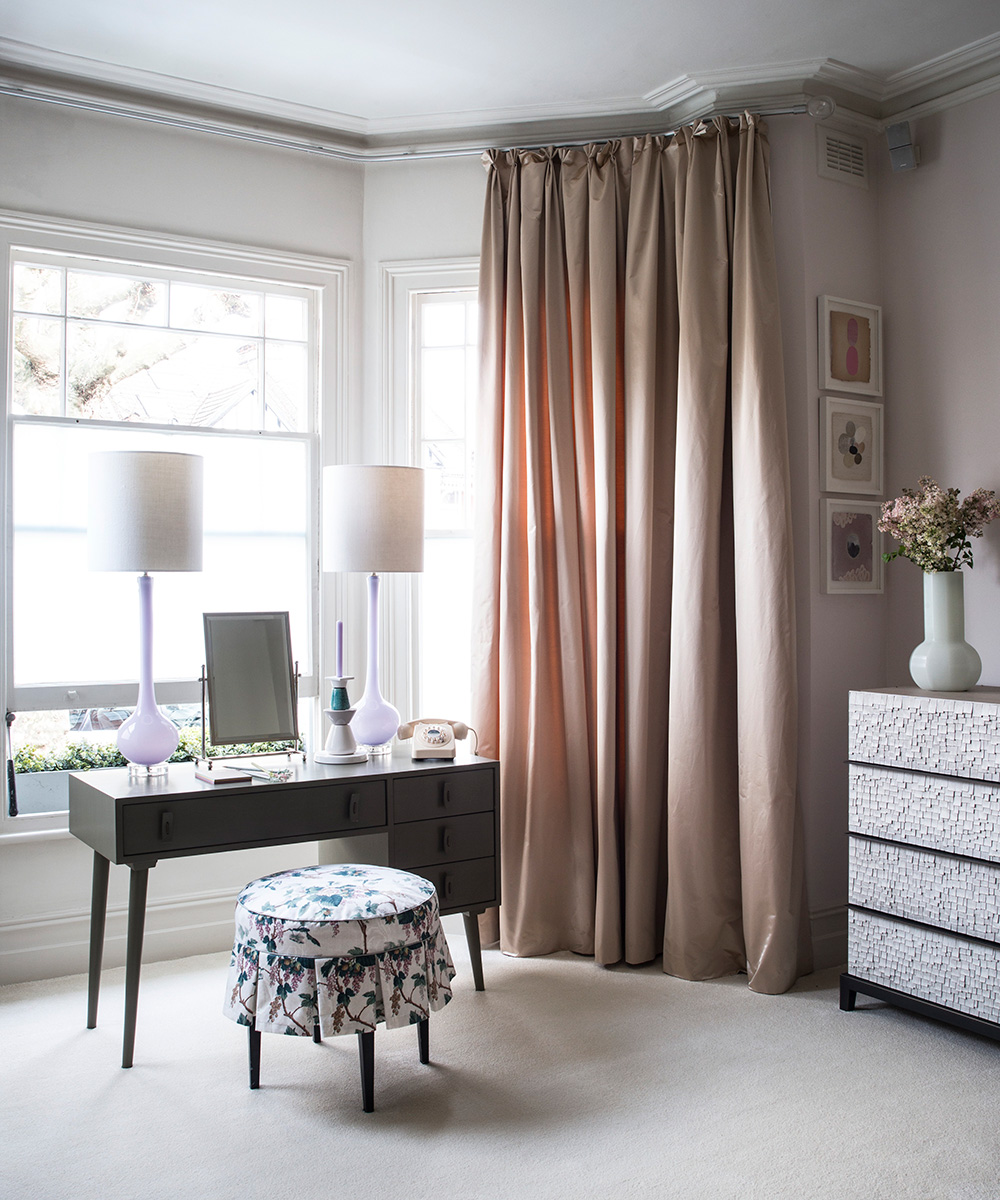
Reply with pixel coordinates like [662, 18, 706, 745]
[767, 115, 888, 964]
[877, 89, 1000, 684]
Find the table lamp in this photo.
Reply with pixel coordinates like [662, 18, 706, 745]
[323, 465, 424, 755]
[89, 450, 204, 778]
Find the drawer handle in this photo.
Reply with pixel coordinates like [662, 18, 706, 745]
[441, 827, 452, 854]
[443, 873, 454, 902]
[349, 793, 360, 823]
[442, 784, 452, 809]
[160, 810, 173, 841]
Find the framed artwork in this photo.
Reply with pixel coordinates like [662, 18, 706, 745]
[818, 296, 882, 396]
[820, 396, 883, 495]
[823, 500, 883, 593]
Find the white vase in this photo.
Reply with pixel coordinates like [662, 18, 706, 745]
[909, 570, 982, 691]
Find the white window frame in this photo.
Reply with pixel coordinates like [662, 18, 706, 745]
[379, 258, 478, 722]
[1, 209, 351, 840]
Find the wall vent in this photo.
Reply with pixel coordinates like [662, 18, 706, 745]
[816, 127, 868, 189]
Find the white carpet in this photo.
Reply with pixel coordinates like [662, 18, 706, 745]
[3, 928, 999, 1200]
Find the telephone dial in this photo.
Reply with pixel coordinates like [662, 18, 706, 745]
[396, 718, 469, 760]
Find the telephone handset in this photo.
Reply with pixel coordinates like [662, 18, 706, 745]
[396, 718, 469, 760]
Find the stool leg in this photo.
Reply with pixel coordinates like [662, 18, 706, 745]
[313, 1023, 322, 1043]
[248, 1021, 261, 1090]
[357, 1031, 375, 1113]
[417, 1018, 429, 1065]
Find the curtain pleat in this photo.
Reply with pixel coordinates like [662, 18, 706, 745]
[472, 116, 811, 993]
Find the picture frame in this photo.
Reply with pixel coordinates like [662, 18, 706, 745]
[820, 396, 883, 495]
[823, 499, 883, 594]
[203, 611, 299, 745]
[818, 296, 882, 396]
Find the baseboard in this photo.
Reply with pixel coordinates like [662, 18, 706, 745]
[0, 889, 238, 985]
[810, 904, 848, 971]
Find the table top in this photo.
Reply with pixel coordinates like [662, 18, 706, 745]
[70, 751, 499, 802]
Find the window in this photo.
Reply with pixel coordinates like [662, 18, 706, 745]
[414, 291, 478, 718]
[2, 215, 347, 829]
[379, 259, 478, 725]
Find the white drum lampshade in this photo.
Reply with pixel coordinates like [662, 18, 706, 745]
[323, 465, 424, 753]
[89, 451, 204, 573]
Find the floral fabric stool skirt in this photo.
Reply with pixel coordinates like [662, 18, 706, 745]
[224, 862, 456, 1111]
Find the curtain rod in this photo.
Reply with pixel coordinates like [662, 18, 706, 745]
[0, 81, 811, 163]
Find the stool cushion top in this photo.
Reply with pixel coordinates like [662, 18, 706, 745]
[238, 863, 436, 924]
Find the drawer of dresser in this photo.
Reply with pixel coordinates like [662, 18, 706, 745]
[393, 811, 493, 867]
[850, 763, 1000, 864]
[849, 908, 1000, 1026]
[121, 781, 386, 856]
[406, 857, 496, 912]
[849, 689, 1000, 781]
[849, 835, 1000, 943]
[392, 769, 494, 823]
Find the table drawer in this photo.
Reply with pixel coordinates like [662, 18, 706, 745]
[394, 811, 493, 867]
[849, 835, 1000, 943]
[121, 781, 386, 857]
[393, 768, 494, 823]
[850, 763, 1000, 864]
[849, 908, 1000, 1026]
[407, 857, 496, 912]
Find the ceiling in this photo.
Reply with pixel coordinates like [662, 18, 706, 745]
[2, 0, 1000, 159]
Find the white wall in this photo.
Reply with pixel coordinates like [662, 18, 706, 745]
[877, 89, 1000, 684]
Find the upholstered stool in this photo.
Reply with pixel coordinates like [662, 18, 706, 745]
[224, 863, 456, 1111]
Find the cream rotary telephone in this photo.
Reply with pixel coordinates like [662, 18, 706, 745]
[397, 718, 470, 760]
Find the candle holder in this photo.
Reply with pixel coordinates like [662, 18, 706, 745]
[314, 676, 367, 764]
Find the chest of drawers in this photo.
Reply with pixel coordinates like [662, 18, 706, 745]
[842, 687, 1000, 1040]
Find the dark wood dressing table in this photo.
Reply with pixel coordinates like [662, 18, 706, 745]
[68, 753, 499, 1067]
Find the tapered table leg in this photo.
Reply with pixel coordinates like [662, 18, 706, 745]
[121, 867, 149, 1069]
[462, 911, 485, 992]
[87, 853, 110, 1029]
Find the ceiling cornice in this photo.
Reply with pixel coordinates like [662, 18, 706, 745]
[1, 32, 999, 160]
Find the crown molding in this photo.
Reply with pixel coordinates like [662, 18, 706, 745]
[1, 34, 999, 158]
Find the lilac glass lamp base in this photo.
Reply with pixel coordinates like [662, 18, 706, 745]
[117, 573, 179, 779]
[351, 573, 400, 756]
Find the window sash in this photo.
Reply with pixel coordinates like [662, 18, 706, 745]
[0, 210, 350, 834]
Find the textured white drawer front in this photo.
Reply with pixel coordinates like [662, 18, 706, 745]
[849, 836, 1000, 942]
[849, 763, 1000, 864]
[849, 909, 1000, 1025]
[849, 689, 1000, 781]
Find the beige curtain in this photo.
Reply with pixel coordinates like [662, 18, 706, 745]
[471, 115, 812, 994]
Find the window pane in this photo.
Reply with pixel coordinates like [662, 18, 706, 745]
[264, 340, 308, 431]
[419, 537, 473, 717]
[170, 283, 262, 336]
[421, 302, 467, 347]
[13, 264, 63, 315]
[67, 271, 168, 325]
[66, 323, 266, 429]
[421, 346, 466, 438]
[12, 315, 62, 415]
[422, 440, 470, 530]
[265, 294, 308, 341]
[12, 422, 310, 690]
